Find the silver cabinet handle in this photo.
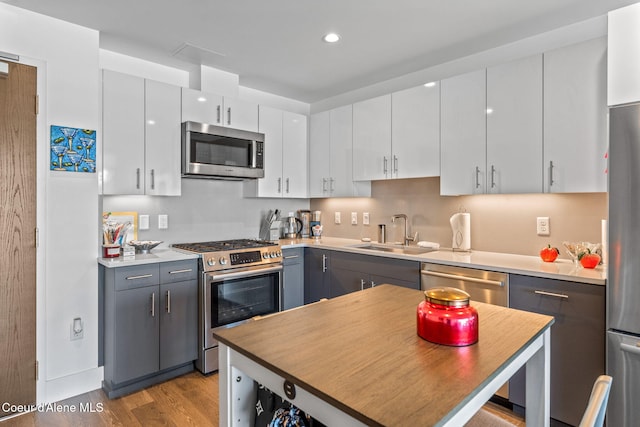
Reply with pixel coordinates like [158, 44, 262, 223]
[534, 290, 568, 299]
[151, 292, 155, 317]
[286, 178, 290, 194]
[360, 279, 366, 291]
[227, 107, 231, 126]
[126, 274, 153, 280]
[329, 178, 335, 193]
[136, 168, 141, 190]
[322, 254, 328, 272]
[383, 156, 388, 175]
[166, 290, 171, 314]
[277, 177, 282, 193]
[620, 342, 640, 355]
[216, 105, 221, 124]
[322, 178, 328, 193]
[169, 269, 193, 274]
[393, 155, 398, 175]
[150, 169, 155, 190]
[371, 280, 376, 287]
[475, 166, 481, 189]
[284, 255, 299, 260]
[420, 270, 504, 287]
[491, 165, 496, 188]
[549, 161, 555, 187]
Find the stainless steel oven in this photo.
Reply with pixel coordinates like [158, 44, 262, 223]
[172, 239, 283, 374]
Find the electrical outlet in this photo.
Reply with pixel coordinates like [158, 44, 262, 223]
[139, 214, 150, 230]
[158, 214, 168, 229]
[70, 317, 83, 341]
[537, 216, 550, 236]
[334, 212, 341, 224]
[351, 212, 358, 225]
[363, 212, 370, 225]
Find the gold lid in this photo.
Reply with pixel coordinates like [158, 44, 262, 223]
[424, 287, 470, 307]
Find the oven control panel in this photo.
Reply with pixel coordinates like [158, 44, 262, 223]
[202, 246, 282, 271]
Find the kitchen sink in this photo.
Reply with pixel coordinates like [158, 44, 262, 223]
[349, 243, 437, 255]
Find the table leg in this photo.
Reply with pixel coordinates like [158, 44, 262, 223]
[525, 328, 551, 427]
[219, 343, 257, 426]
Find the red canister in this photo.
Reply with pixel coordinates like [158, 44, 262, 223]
[417, 287, 478, 346]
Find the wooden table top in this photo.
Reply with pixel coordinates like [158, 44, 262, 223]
[214, 285, 554, 426]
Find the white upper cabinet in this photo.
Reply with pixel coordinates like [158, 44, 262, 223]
[102, 70, 181, 196]
[352, 94, 392, 181]
[245, 106, 307, 198]
[391, 83, 440, 179]
[309, 105, 370, 198]
[181, 87, 258, 132]
[486, 54, 543, 194]
[608, 3, 640, 106]
[440, 69, 487, 195]
[544, 37, 607, 193]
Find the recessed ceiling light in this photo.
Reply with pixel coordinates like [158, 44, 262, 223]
[423, 82, 436, 88]
[197, 96, 207, 102]
[323, 33, 341, 43]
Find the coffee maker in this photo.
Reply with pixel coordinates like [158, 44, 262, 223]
[297, 210, 311, 237]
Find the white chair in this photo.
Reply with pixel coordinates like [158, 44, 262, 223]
[579, 375, 613, 427]
[466, 375, 612, 427]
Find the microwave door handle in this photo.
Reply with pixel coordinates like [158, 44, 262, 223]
[251, 140, 258, 168]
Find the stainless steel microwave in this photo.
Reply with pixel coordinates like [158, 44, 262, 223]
[182, 121, 265, 179]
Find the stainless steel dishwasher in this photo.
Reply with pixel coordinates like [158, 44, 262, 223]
[420, 262, 509, 399]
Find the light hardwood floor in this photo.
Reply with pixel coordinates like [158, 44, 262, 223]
[1, 371, 524, 426]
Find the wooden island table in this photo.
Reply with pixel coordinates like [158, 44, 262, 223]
[214, 284, 554, 426]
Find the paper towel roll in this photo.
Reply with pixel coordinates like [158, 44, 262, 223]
[450, 213, 471, 251]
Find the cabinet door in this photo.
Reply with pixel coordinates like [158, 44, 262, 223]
[309, 111, 331, 197]
[330, 267, 369, 298]
[223, 97, 259, 132]
[608, 3, 640, 106]
[304, 248, 330, 304]
[181, 87, 222, 125]
[391, 83, 440, 179]
[486, 55, 543, 194]
[330, 105, 361, 196]
[509, 275, 605, 426]
[544, 37, 607, 193]
[282, 112, 308, 198]
[282, 248, 304, 310]
[440, 69, 486, 195]
[114, 285, 159, 383]
[352, 94, 392, 180]
[145, 79, 181, 196]
[256, 105, 284, 197]
[159, 279, 198, 370]
[102, 70, 145, 195]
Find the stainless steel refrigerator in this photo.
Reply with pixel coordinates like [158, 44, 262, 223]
[608, 103, 640, 427]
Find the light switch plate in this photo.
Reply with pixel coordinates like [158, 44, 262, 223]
[351, 212, 358, 225]
[334, 212, 341, 224]
[363, 212, 370, 225]
[139, 214, 150, 230]
[537, 216, 550, 236]
[158, 214, 168, 229]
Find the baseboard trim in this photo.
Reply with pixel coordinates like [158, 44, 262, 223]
[42, 366, 104, 404]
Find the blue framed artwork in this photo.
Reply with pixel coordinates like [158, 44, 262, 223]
[50, 125, 96, 172]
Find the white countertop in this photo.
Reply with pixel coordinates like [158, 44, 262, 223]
[97, 248, 198, 268]
[281, 236, 606, 286]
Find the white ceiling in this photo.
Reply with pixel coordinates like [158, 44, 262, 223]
[1, 0, 636, 103]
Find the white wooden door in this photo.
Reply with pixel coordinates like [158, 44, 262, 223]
[486, 54, 543, 194]
[181, 87, 222, 126]
[352, 94, 391, 181]
[440, 69, 486, 195]
[102, 69, 145, 195]
[223, 97, 259, 132]
[282, 111, 308, 198]
[544, 37, 607, 193]
[145, 79, 181, 196]
[309, 111, 331, 197]
[257, 105, 283, 197]
[330, 104, 355, 196]
[391, 83, 440, 179]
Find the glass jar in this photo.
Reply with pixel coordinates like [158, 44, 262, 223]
[417, 287, 478, 346]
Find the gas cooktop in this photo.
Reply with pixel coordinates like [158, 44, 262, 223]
[172, 239, 282, 272]
[172, 239, 278, 253]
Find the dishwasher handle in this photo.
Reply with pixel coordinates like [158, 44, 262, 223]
[420, 270, 505, 287]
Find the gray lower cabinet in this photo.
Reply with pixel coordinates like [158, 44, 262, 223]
[508, 274, 605, 426]
[102, 259, 198, 398]
[282, 248, 304, 310]
[304, 249, 420, 301]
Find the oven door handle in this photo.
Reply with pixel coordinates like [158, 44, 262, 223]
[207, 264, 283, 282]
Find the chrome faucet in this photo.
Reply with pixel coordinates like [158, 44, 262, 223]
[391, 214, 418, 246]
